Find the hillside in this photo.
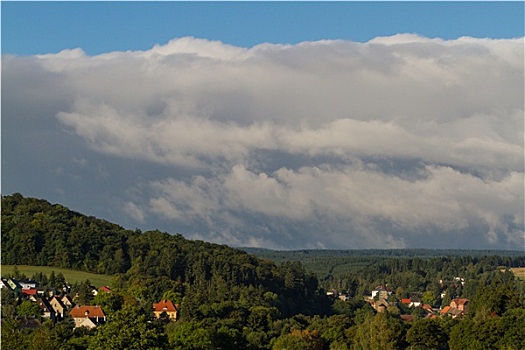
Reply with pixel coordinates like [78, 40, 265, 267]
[1, 265, 113, 287]
[1, 193, 327, 316]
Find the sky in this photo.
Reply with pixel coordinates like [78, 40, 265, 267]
[2, 1, 524, 250]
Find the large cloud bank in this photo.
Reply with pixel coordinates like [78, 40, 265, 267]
[3, 35, 523, 249]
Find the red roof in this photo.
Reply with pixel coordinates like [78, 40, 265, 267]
[401, 298, 411, 304]
[99, 286, 111, 293]
[21, 288, 38, 295]
[70, 305, 105, 318]
[153, 300, 177, 312]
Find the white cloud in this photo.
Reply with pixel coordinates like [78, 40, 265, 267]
[135, 163, 523, 249]
[123, 202, 146, 224]
[3, 35, 523, 249]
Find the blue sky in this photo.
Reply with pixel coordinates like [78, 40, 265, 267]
[2, 2, 524, 250]
[3, 2, 524, 55]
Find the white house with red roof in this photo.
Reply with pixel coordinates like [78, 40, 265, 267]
[70, 305, 106, 329]
[153, 299, 178, 321]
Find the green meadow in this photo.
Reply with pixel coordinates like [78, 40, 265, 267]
[1, 265, 114, 288]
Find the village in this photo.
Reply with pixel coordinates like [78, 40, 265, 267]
[326, 276, 470, 322]
[0, 277, 179, 330]
[2, 274, 470, 331]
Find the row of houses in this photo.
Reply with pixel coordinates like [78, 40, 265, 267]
[2, 278, 179, 330]
[62, 299, 178, 329]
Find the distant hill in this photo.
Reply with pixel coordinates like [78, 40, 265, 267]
[242, 247, 525, 261]
[242, 247, 525, 284]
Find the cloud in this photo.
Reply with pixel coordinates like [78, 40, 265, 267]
[3, 35, 523, 249]
[140, 164, 523, 249]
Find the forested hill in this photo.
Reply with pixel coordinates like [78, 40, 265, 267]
[1, 193, 327, 317]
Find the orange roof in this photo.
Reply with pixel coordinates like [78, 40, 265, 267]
[153, 300, 177, 312]
[441, 306, 451, 314]
[70, 305, 105, 318]
[452, 298, 469, 305]
[401, 298, 411, 304]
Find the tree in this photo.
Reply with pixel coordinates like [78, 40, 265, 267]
[421, 291, 437, 307]
[167, 321, 213, 350]
[88, 306, 168, 350]
[352, 313, 404, 350]
[449, 317, 503, 350]
[17, 300, 41, 318]
[73, 280, 94, 305]
[1, 288, 18, 318]
[27, 320, 69, 350]
[272, 329, 324, 350]
[91, 292, 124, 316]
[496, 308, 525, 349]
[406, 318, 447, 350]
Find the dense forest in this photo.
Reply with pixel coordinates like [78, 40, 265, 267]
[1, 194, 525, 349]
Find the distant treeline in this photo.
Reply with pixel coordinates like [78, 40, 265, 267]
[243, 247, 525, 259]
[244, 247, 525, 295]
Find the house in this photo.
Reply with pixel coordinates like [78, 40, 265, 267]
[153, 300, 178, 321]
[443, 307, 463, 318]
[49, 296, 67, 320]
[21, 288, 39, 301]
[70, 305, 106, 329]
[99, 286, 111, 294]
[450, 298, 469, 312]
[440, 306, 451, 315]
[401, 297, 422, 308]
[421, 304, 433, 313]
[37, 298, 56, 321]
[6, 279, 21, 292]
[327, 290, 349, 301]
[90, 286, 99, 296]
[21, 288, 39, 296]
[371, 286, 392, 300]
[440, 298, 469, 318]
[61, 294, 75, 308]
[18, 280, 38, 289]
[338, 294, 349, 301]
[409, 297, 421, 308]
[373, 299, 390, 313]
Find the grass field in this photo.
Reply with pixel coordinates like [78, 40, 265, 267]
[1, 265, 114, 287]
[509, 267, 525, 279]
